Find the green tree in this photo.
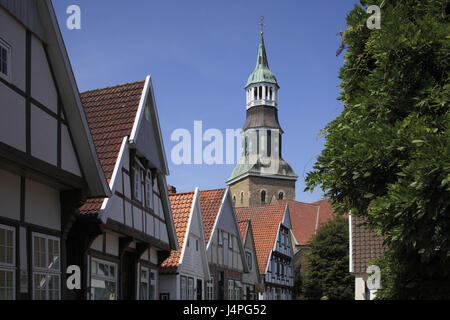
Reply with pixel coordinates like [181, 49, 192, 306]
[305, 0, 450, 299]
[302, 216, 353, 300]
[293, 264, 303, 299]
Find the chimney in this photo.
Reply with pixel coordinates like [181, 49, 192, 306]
[167, 185, 177, 194]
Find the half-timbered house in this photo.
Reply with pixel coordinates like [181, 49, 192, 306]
[236, 204, 294, 300]
[160, 188, 210, 300]
[76, 78, 178, 300]
[238, 220, 262, 300]
[200, 188, 248, 300]
[0, 0, 111, 300]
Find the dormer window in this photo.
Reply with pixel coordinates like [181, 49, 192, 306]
[0, 39, 11, 82]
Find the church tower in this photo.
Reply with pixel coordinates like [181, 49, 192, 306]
[227, 31, 297, 208]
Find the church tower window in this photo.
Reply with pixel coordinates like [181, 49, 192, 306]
[267, 130, 271, 157]
[240, 192, 244, 204]
[261, 190, 266, 204]
[279, 192, 284, 200]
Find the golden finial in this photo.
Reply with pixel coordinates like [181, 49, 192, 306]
[259, 16, 266, 35]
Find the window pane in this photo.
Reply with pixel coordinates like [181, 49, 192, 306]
[34, 274, 46, 300]
[48, 275, 60, 300]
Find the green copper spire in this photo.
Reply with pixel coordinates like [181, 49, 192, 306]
[245, 33, 279, 88]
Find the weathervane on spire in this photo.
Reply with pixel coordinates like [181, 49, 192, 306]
[259, 16, 266, 35]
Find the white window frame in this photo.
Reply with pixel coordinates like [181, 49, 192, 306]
[188, 277, 194, 300]
[0, 224, 16, 300]
[139, 265, 157, 300]
[218, 230, 223, 246]
[228, 280, 234, 300]
[245, 251, 252, 271]
[90, 257, 118, 300]
[0, 38, 11, 82]
[207, 277, 214, 300]
[133, 167, 141, 201]
[32, 232, 61, 300]
[145, 171, 153, 209]
[180, 276, 187, 300]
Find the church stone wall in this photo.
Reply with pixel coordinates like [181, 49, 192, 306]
[230, 175, 295, 208]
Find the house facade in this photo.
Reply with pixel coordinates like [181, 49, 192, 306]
[160, 188, 210, 300]
[349, 215, 385, 300]
[0, 1, 110, 300]
[200, 188, 249, 300]
[238, 220, 262, 300]
[75, 78, 178, 300]
[236, 204, 294, 300]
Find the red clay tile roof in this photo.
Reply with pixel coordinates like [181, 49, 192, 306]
[160, 192, 195, 273]
[199, 188, 226, 244]
[238, 220, 249, 242]
[351, 215, 386, 274]
[279, 199, 335, 246]
[78, 80, 145, 215]
[236, 204, 286, 275]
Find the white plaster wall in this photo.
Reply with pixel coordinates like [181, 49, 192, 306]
[105, 232, 119, 256]
[0, 169, 21, 220]
[146, 214, 154, 237]
[124, 201, 132, 227]
[123, 172, 131, 199]
[159, 274, 179, 300]
[30, 104, 57, 166]
[24, 178, 60, 230]
[61, 124, 81, 176]
[149, 247, 158, 265]
[90, 234, 103, 252]
[0, 7, 26, 91]
[0, 82, 26, 151]
[132, 206, 142, 232]
[30, 34, 57, 113]
[108, 195, 124, 224]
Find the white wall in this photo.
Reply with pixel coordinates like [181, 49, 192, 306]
[24, 178, 60, 230]
[0, 169, 21, 220]
[0, 82, 26, 152]
[159, 274, 179, 300]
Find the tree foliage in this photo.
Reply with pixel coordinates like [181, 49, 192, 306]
[305, 0, 450, 298]
[302, 216, 353, 300]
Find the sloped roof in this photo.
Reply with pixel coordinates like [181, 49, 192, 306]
[351, 215, 386, 274]
[160, 192, 195, 273]
[238, 220, 249, 242]
[279, 199, 335, 246]
[235, 204, 286, 275]
[199, 188, 226, 244]
[79, 80, 145, 215]
[246, 34, 278, 88]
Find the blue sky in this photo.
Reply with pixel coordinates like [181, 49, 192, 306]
[53, 0, 361, 202]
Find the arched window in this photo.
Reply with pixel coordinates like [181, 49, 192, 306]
[233, 195, 236, 203]
[269, 87, 273, 100]
[259, 86, 262, 99]
[240, 192, 244, 204]
[254, 87, 257, 99]
[261, 190, 266, 204]
[278, 192, 284, 200]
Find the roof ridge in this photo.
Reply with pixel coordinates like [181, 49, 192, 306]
[81, 79, 145, 95]
[199, 187, 226, 193]
[170, 191, 195, 196]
